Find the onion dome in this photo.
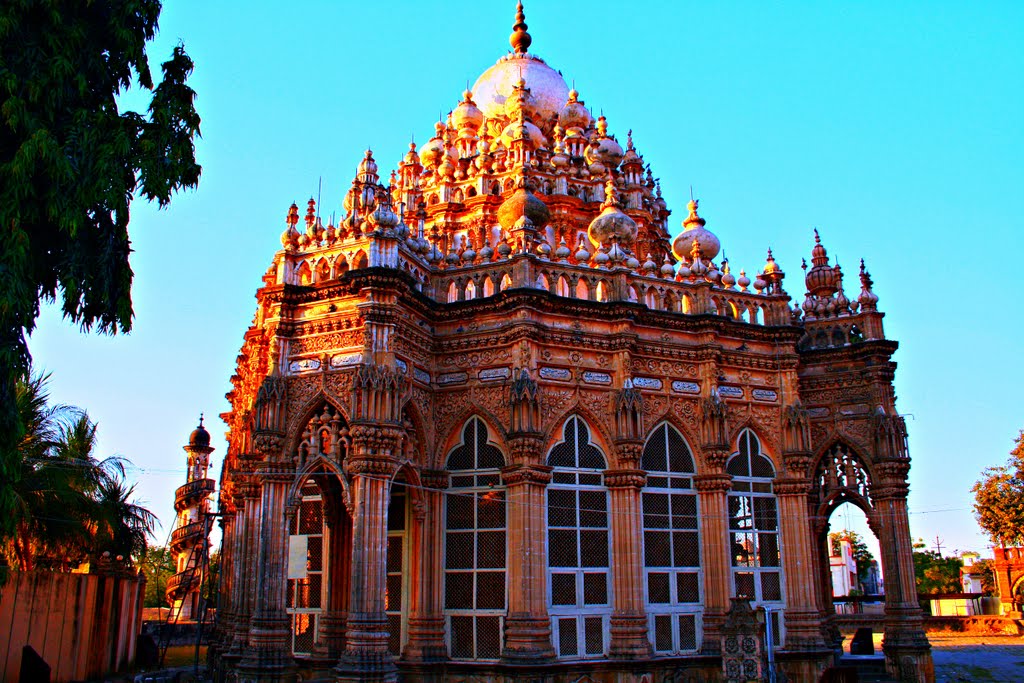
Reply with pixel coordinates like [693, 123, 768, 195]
[558, 89, 592, 131]
[497, 176, 551, 230]
[479, 239, 495, 262]
[625, 252, 641, 271]
[555, 236, 571, 261]
[858, 259, 879, 310]
[453, 89, 484, 132]
[403, 141, 419, 165]
[587, 177, 638, 246]
[642, 253, 657, 273]
[585, 116, 624, 169]
[500, 117, 547, 149]
[461, 240, 477, 263]
[535, 238, 552, 258]
[445, 244, 460, 266]
[419, 121, 447, 168]
[357, 150, 379, 183]
[189, 415, 211, 448]
[593, 244, 611, 267]
[737, 269, 751, 291]
[281, 202, 300, 249]
[661, 254, 675, 278]
[497, 233, 513, 259]
[622, 130, 641, 167]
[672, 199, 720, 261]
[367, 199, 400, 231]
[721, 259, 736, 288]
[574, 232, 591, 262]
[753, 272, 767, 292]
[764, 248, 782, 276]
[804, 229, 837, 295]
[688, 238, 708, 277]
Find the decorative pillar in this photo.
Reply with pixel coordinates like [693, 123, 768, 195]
[230, 478, 262, 658]
[501, 435, 555, 662]
[334, 426, 401, 683]
[214, 508, 236, 654]
[315, 484, 353, 665]
[605, 460, 651, 658]
[695, 470, 732, 653]
[238, 464, 295, 683]
[874, 477, 933, 683]
[403, 469, 448, 662]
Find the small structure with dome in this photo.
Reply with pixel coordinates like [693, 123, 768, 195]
[211, 4, 932, 682]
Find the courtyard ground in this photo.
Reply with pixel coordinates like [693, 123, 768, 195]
[930, 634, 1024, 682]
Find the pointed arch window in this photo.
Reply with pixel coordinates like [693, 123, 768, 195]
[641, 423, 702, 654]
[444, 418, 506, 661]
[727, 429, 784, 644]
[547, 416, 611, 659]
[286, 482, 327, 656]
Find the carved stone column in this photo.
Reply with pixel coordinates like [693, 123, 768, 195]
[315, 485, 353, 665]
[874, 472, 933, 683]
[402, 468, 448, 662]
[238, 464, 295, 683]
[334, 440, 400, 683]
[214, 509, 236, 653]
[501, 434, 555, 662]
[605, 463, 651, 658]
[230, 479, 263, 658]
[774, 476, 827, 651]
[695, 466, 732, 654]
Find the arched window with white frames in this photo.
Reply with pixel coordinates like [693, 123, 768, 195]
[547, 416, 611, 660]
[444, 417, 506, 661]
[727, 429, 784, 645]
[641, 423, 702, 654]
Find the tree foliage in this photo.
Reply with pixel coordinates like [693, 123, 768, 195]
[972, 431, 1024, 547]
[1, 370, 157, 576]
[912, 540, 963, 594]
[140, 544, 175, 608]
[829, 529, 876, 583]
[0, 1, 201, 543]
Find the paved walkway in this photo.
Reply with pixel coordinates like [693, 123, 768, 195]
[930, 634, 1024, 682]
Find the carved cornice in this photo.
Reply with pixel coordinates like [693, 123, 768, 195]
[772, 477, 813, 496]
[501, 463, 553, 487]
[694, 473, 733, 493]
[344, 457, 400, 478]
[603, 469, 646, 489]
[419, 468, 450, 490]
[613, 439, 644, 468]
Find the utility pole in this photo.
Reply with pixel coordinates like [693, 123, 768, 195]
[933, 536, 944, 557]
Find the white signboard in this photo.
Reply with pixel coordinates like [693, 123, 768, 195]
[287, 534, 308, 579]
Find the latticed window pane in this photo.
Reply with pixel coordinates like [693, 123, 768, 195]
[476, 616, 502, 659]
[580, 530, 609, 567]
[548, 489, 577, 527]
[578, 490, 607, 527]
[477, 492, 505, 528]
[645, 531, 671, 566]
[735, 572, 756, 599]
[450, 615, 474, 659]
[754, 497, 778, 530]
[677, 572, 700, 603]
[288, 491, 327, 656]
[549, 530, 578, 567]
[298, 499, 322, 534]
[445, 573, 473, 609]
[679, 614, 697, 651]
[552, 574, 576, 605]
[386, 574, 402, 611]
[672, 494, 698, 529]
[759, 533, 780, 566]
[558, 618, 578, 656]
[476, 571, 506, 610]
[446, 532, 473, 569]
[761, 572, 782, 601]
[643, 493, 670, 529]
[648, 573, 671, 603]
[447, 494, 474, 529]
[584, 616, 604, 655]
[582, 572, 608, 605]
[387, 536, 403, 573]
[673, 531, 700, 567]
[654, 615, 673, 652]
[306, 535, 323, 572]
[387, 613, 402, 655]
[477, 530, 505, 568]
[293, 613, 315, 654]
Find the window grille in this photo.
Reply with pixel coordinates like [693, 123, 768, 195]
[386, 486, 407, 656]
[547, 416, 611, 659]
[727, 429, 785, 646]
[444, 418, 507, 661]
[287, 489, 327, 656]
[641, 423, 703, 654]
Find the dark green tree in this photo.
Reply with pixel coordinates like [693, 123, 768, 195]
[972, 431, 1024, 547]
[828, 529, 876, 584]
[912, 539, 963, 594]
[140, 544, 175, 608]
[0, 1, 201, 547]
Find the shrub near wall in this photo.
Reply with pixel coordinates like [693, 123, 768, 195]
[0, 570, 145, 682]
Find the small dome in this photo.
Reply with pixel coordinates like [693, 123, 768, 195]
[587, 179, 638, 247]
[367, 201, 400, 230]
[500, 118, 547, 149]
[497, 178, 551, 231]
[189, 417, 210, 448]
[558, 89, 592, 130]
[357, 150, 378, 183]
[671, 199, 721, 261]
[452, 90, 484, 131]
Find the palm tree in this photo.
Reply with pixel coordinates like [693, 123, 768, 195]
[91, 474, 158, 563]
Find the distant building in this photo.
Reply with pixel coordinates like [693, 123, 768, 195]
[166, 417, 216, 621]
[829, 536, 858, 597]
[961, 552, 984, 593]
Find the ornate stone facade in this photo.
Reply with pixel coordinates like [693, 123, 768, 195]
[211, 5, 932, 682]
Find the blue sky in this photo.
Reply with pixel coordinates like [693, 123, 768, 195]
[29, 1, 1024, 560]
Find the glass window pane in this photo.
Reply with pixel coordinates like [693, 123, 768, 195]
[477, 530, 506, 569]
[387, 536, 403, 573]
[558, 617, 578, 657]
[751, 453, 775, 478]
[551, 573, 576, 606]
[579, 530, 609, 567]
[654, 614, 673, 652]
[673, 531, 700, 567]
[450, 615, 474, 658]
[647, 572, 671, 603]
[761, 572, 782, 601]
[445, 572, 473, 609]
[477, 492, 505, 529]
[582, 572, 608, 605]
[677, 572, 700, 603]
[578, 472, 603, 486]
[729, 495, 753, 530]
[548, 489, 577, 527]
[735, 572, 756, 599]
[548, 442, 575, 468]
[641, 427, 668, 472]
[759, 533, 780, 567]
[584, 616, 604, 655]
[476, 571, 506, 610]
[646, 475, 669, 489]
[679, 614, 697, 651]
[643, 493, 670, 529]
[578, 490, 607, 527]
[447, 444, 473, 471]
[644, 531, 671, 567]
[447, 494, 474, 529]
[731, 532, 756, 567]
[386, 573, 401, 611]
[445, 532, 473, 569]
[307, 535, 323, 571]
[387, 491, 406, 531]
[552, 471, 575, 484]
[478, 443, 504, 469]
[450, 474, 474, 488]
[671, 494, 698, 529]
[754, 497, 778, 531]
[667, 430, 694, 473]
[578, 444, 606, 470]
[549, 529, 578, 567]
[476, 616, 501, 659]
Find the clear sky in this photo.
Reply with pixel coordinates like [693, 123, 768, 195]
[29, 1, 1024, 560]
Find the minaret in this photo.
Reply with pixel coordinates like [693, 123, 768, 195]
[167, 416, 216, 621]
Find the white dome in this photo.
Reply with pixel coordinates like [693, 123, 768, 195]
[472, 54, 569, 121]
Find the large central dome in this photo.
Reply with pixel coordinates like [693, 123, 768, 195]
[471, 53, 569, 121]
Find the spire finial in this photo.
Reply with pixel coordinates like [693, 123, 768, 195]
[198, 413, 204, 427]
[510, 2, 532, 55]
